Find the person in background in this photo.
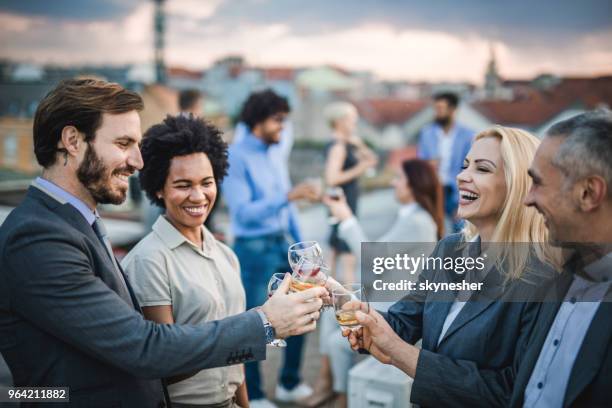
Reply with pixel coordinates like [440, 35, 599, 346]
[510, 110, 612, 407]
[223, 89, 320, 408]
[417, 92, 474, 233]
[304, 159, 443, 408]
[179, 89, 203, 117]
[324, 101, 378, 282]
[345, 126, 560, 408]
[122, 115, 250, 408]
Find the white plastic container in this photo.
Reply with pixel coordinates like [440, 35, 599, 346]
[348, 356, 413, 408]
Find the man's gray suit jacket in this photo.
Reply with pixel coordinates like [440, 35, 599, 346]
[0, 186, 267, 407]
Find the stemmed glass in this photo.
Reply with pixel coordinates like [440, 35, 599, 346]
[288, 241, 325, 272]
[290, 256, 329, 292]
[288, 240, 333, 308]
[332, 283, 369, 331]
[266, 273, 289, 347]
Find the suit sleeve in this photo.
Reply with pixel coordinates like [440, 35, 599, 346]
[4, 221, 267, 379]
[409, 301, 540, 408]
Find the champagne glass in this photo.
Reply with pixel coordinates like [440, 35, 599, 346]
[266, 273, 288, 347]
[332, 283, 369, 331]
[288, 241, 325, 271]
[290, 256, 329, 293]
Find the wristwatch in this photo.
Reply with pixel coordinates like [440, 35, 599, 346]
[256, 308, 277, 344]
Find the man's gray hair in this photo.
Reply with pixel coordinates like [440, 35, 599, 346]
[546, 109, 612, 196]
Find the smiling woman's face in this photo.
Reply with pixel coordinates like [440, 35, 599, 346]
[159, 152, 217, 236]
[456, 137, 507, 226]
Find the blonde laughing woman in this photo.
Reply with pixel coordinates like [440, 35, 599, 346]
[345, 126, 560, 408]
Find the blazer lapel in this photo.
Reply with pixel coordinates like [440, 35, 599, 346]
[436, 263, 504, 347]
[28, 187, 138, 308]
[563, 300, 612, 407]
[425, 301, 453, 351]
[511, 273, 573, 407]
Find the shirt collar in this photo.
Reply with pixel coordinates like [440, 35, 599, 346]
[436, 123, 458, 138]
[152, 215, 216, 256]
[34, 177, 97, 225]
[583, 252, 612, 283]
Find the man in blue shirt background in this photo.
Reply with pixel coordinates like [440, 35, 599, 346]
[223, 89, 320, 408]
[417, 93, 474, 233]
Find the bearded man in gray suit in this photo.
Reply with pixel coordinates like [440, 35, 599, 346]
[0, 78, 325, 408]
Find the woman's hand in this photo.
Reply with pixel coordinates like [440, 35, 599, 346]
[322, 193, 353, 222]
[343, 308, 420, 377]
[342, 308, 395, 364]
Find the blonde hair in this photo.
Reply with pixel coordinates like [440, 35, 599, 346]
[323, 101, 357, 129]
[462, 126, 560, 280]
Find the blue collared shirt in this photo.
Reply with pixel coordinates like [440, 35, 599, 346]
[35, 177, 96, 226]
[222, 130, 301, 242]
[524, 254, 612, 408]
[417, 122, 474, 189]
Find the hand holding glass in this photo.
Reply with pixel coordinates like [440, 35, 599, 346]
[332, 284, 369, 330]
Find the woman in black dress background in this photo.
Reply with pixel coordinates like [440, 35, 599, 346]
[323, 101, 378, 283]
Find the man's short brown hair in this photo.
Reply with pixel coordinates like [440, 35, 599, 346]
[33, 78, 144, 168]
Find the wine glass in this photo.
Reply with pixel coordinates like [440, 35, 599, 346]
[266, 272, 288, 347]
[290, 256, 329, 293]
[332, 283, 369, 331]
[288, 241, 325, 271]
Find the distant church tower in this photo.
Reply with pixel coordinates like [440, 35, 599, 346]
[484, 43, 501, 99]
[153, 0, 166, 84]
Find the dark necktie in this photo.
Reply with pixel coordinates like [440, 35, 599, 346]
[92, 216, 131, 301]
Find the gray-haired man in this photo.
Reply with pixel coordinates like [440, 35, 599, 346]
[512, 110, 612, 407]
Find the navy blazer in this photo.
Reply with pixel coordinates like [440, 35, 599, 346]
[509, 272, 612, 408]
[385, 234, 555, 408]
[0, 186, 267, 407]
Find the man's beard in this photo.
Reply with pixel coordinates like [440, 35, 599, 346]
[435, 117, 451, 127]
[77, 143, 133, 205]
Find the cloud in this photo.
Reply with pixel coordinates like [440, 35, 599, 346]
[0, 0, 610, 82]
[0, 3, 154, 65]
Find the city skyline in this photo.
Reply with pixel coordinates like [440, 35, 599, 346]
[0, 0, 611, 83]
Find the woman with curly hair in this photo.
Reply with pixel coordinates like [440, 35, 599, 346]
[122, 115, 248, 408]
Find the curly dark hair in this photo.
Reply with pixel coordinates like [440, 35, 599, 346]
[139, 115, 228, 208]
[240, 89, 290, 130]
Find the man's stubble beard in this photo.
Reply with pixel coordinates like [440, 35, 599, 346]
[76, 143, 132, 205]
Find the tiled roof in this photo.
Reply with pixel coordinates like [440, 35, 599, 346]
[167, 67, 203, 80]
[263, 67, 295, 81]
[356, 99, 428, 127]
[473, 76, 612, 127]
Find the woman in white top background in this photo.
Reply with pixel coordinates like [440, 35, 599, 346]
[326, 158, 444, 251]
[304, 159, 443, 408]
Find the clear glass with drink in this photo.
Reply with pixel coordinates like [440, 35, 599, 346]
[332, 283, 369, 330]
[266, 272, 289, 347]
[290, 256, 328, 293]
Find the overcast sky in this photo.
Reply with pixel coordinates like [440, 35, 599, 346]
[1, 0, 610, 83]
